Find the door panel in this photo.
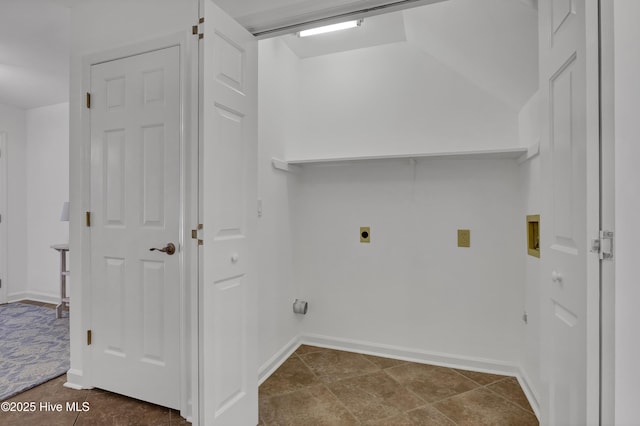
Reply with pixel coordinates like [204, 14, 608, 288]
[90, 45, 181, 409]
[199, 1, 258, 424]
[539, 0, 599, 424]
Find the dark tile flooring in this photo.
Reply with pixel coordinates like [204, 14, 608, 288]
[259, 345, 539, 426]
[3, 301, 538, 425]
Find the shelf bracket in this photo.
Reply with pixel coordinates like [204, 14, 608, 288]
[271, 158, 299, 172]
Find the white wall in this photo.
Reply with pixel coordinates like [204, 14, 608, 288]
[0, 103, 28, 301]
[293, 158, 524, 364]
[26, 103, 69, 302]
[613, 1, 640, 424]
[518, 92, 541, 402]
[256, 37, 302, 375]
[274, 34, 525, 368]
[292, 42, 519, 160]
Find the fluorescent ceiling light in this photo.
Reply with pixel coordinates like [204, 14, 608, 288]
[298, 20, 362, 37]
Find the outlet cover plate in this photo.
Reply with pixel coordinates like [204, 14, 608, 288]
[458, 229, 470, 247]
[360, 227, 370, 243]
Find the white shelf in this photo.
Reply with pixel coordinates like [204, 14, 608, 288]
[272, 147, 528, 171]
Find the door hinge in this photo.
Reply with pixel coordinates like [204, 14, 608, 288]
[86, 92, 91, 109]
[85, 211, 91, 227]
[192, 25, 198, 35]
[198, 17, 204, 39]
[591, 230, 614, 260]
[197, 223, 203, 245]
[87, 330, 92, 345]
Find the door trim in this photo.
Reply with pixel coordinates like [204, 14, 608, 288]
[598, 0, 615, 423]
[79, 32, 199, 420]
[0, 131, 7, 305]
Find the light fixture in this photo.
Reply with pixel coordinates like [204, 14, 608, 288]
[298, 20, 362, 37]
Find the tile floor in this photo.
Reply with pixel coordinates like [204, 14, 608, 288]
[259, 345, 539, 426]
[3, 301, 538, 425]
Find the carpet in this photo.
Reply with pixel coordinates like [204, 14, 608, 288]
[0, 303, 70, 401]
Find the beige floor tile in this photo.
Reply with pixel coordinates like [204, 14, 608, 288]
[362, 405, 456, 426]
[259, 356, 319, 398]
[294, 345, 332, 356]
[361, 354, 407, 370]
[385, 362, 480, 403]
[327, 371, 424, 422]
[433, 387, 539, 426]
[487, 377, 534, 413]
[260, 384, 358, 425]
[453, 368, 508, 386]
[405, 405, 457, 425]
[300, 350, 380, 383]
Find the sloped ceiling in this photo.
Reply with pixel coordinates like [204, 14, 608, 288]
[403, 0, 538, 110]
[279, 0, 538, 111]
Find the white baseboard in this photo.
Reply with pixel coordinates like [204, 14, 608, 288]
[514, 368, 540, 418]
[301, 333, 520, 375]
[9, 291, 59, 305]
[7, 292, 28, 303]
[64, 368, 91, 390]
[258, 336, 301, 385]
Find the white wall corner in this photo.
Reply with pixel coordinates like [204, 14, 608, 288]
[258, 336, 301, 385]
[517, 139, 541, 164]
[515, 366, 541, 420]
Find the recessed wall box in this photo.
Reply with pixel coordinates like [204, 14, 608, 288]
[458, 229, 470, 248]
[360, 227, 370, 243]
[527, 215, 540, 258]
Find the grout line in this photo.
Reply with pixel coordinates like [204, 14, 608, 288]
[320, 382, 362, 425]
[295, 353, 321, 380]
[380, 369, 428, 405]
[408, 403, 459, 426]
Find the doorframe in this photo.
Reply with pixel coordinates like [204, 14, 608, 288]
[0, 131, 7, 305]
[79, 32, 199, 420]
[597, 0, 615, 423]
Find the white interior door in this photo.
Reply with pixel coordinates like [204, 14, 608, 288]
[0, 131, 7, 305]
[538, 0, 599, 424]
[198, 1, 258, 424]
[89, 45, 181, 409]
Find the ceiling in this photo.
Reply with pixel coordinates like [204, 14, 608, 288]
[0, 0, 537, 111]
[280, 0, 538, 110]
[0, 0, 71, 109]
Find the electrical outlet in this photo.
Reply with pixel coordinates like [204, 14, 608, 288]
[458, 229, 470, 247]
[360, 227, 370, 243]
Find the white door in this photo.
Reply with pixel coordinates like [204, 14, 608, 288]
[89, 46, 181, 409]
[198, 1, 258, 424]
[0, 132, 7, 305]
[538, 0, 599, 424]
